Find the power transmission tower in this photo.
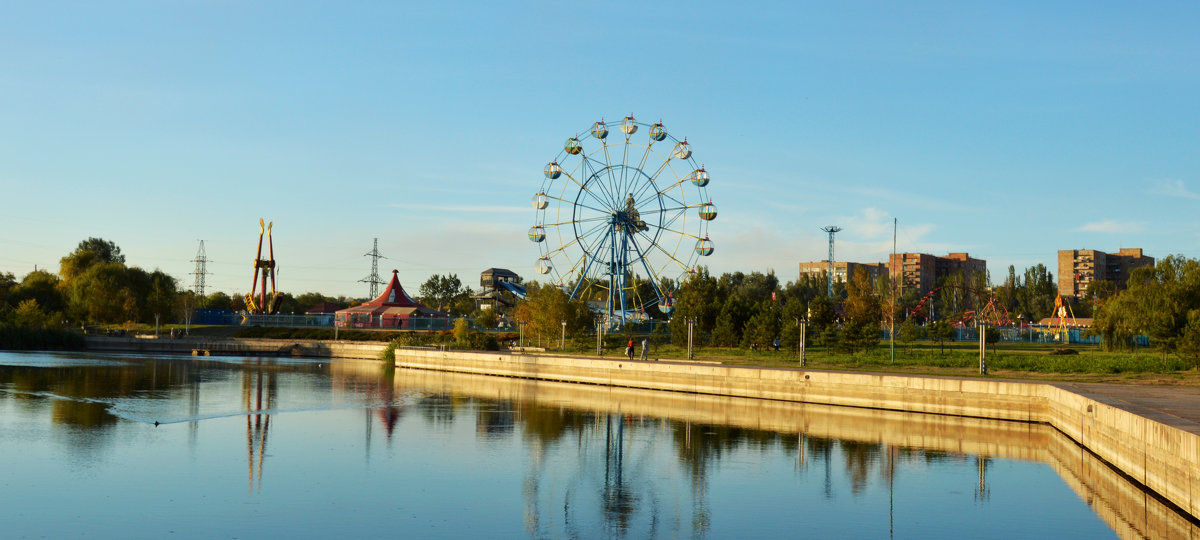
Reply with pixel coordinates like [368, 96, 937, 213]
[359, 238, 386, 298]
[820, 226, 842, 298]
[191, 240, 209, 297]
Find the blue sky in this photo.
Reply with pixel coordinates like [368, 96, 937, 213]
[2, 2, 1198, 298]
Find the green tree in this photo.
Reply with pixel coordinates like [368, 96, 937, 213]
[12, 270, 66, 314]
[143, 270, 178, 326]
[711, 311, 738, 347]
[668, 267, 718, 346]
[741, 301, 780, 350]
[897, 318, 923, 351]
[201, 291, 233, 310]
[12, 298, 60, 329]
[0, 271, 17, 311]
[419, 274, 466, 312]
[472, 307, 498, 329]
[65, 262, 137, 323]
[452, 317, 470, 345]
[513, 283, 590, 345]
[929, 320, 955, 354]
[60, 237, 124, 283]
[1015, 264, 1056, 321]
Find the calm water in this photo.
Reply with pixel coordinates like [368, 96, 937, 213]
[0, 350, 1183, 539]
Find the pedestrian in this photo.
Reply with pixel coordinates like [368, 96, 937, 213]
[626, 338, 634, 360]
[773, 337, 780, 351]
[639, 338, 648, 361]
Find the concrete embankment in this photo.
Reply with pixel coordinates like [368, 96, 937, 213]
[83, 336, 1200, 521]
[84, 335, 387, 359]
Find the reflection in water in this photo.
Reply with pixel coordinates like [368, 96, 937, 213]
[243, 365, 275, 492]
[1, 352, 1196, 539]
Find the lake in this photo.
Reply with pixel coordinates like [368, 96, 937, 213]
[1, 350, 1192, 539]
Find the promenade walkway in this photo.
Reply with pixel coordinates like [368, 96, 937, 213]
[1063, 381, 1200, 436]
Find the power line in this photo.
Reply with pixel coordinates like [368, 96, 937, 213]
[359, 238, 386, 298]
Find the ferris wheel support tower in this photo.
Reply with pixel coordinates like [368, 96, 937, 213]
[821, 226, 842, 298]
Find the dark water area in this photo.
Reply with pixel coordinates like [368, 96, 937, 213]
[0, 350, 1184, 539]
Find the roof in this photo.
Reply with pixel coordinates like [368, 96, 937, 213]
[482, 268, 520, 278]
[305, 302, 342, 314]
[335, 270, 445, 316]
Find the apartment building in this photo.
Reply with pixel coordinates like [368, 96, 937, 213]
[798, 261, 887, 286]
[1057, 248, 1154, 298]
[887, 252, 987, 297]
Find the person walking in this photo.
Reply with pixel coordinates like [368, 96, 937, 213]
[639, 338, 649, 361]
[626, 338, 635, 360]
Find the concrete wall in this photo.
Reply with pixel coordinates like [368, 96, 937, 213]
[391, 348, 1200, 521]
[84, 336, 387, 359]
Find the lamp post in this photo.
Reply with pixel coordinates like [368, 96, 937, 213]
[978, 320, 987, 375]
[560, 320, 566, 349]
[595, 316, 604, 355]
[686, 318, 695, 360]
[519, 321, 527, 348]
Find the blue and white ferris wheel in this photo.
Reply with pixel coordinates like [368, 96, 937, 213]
[530, 115, 717, 324]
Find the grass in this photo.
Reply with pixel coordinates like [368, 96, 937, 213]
[544, 338, 1200, 385]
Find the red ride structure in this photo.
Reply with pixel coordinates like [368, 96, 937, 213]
[908, 285, 1011, 326]
[245, 218, 282, 315]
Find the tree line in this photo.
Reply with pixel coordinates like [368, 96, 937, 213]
[0, 238, 490, 332]
[512, 259, 1140, 356]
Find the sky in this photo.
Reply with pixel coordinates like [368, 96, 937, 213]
[2, 2, 1198, 299]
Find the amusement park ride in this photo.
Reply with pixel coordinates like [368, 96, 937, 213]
[530, 115, 716, 325]
[245, 218, 282, 315]
[907, 285, 1012, 326]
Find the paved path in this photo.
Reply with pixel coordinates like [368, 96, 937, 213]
[1056, 381, 1200, 435]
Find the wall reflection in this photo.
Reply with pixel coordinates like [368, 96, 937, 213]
[361, 366, 1200, 540]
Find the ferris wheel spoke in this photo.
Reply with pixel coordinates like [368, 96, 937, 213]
[548, 189, 611, 216]
[635, 229, 694, 273]
[600, 140, 622, 206]
[625, 234, 667, 299]
[643, 221, 702, 241]
[580, 154, 620, 209]
[543, 216, 609, 228]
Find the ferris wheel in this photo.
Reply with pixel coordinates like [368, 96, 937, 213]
[530, 115, 716, 324]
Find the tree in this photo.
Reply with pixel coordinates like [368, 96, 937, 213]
[201, 292, 233, 310]
[897, 318, 923, 351]
[711, 311, 738, 347]
[473, 307, 498, 329]
[453, 317, 470, 345]
[668, 267, 718, 346]
[60, 238, 124, 283]
[13, 270, 66, 314]
[419, 274, 466, 312]
[1015, 264, 1056, 321]
[12, 299, 60, 329]
[513, 283, 590, 345]
[929, 320, 955, 354]
[143, 270, 178, 326]
[741, 301, 780, 350]
[0, 271, 16, 310]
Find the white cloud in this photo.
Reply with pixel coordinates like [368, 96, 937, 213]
[1074, 220, 1147, 234]
[1148, 179, 1200, 200]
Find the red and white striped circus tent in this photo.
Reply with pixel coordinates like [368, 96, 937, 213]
[334, 270, 448, 329]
